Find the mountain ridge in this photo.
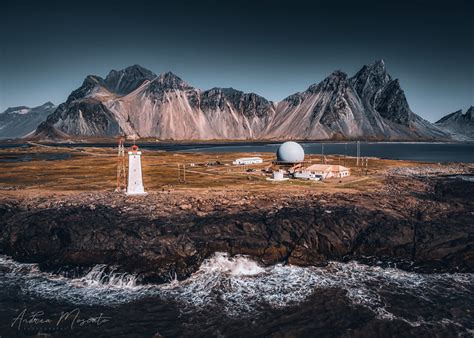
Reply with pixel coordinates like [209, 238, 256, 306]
[435, 106, 474, 141]
[9, 60, 459, 140]
[0, 102, 57, 138]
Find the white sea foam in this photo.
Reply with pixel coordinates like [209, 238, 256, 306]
[1, 253, 473, 331]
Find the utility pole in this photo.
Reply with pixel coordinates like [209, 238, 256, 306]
[344, 143, 347, 166]
[183, 164, 186, 183]
[321, 143, 324, 163]
[356, 141, 360, 166]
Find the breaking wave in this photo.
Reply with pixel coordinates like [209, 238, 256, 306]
[1, 253, 473, 332]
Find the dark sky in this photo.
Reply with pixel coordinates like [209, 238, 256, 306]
[1, 0, 473, 122]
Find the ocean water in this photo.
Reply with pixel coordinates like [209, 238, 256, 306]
[0, 152, 71, 163]
[1, 142, 472, 163]
[0, 253, 472, 337]
[181, 142, 474, 163]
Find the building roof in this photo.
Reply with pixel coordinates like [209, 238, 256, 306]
[304, 164, 350, 172]
[234, 157, 262, 161]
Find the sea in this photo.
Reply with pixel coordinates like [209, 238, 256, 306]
[0, 253, 473, 337]
[0, 141, 474, 163]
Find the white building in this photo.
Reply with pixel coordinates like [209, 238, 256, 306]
[127, 145, 146, 195]
[266, 170, 288, 181]
[296, 164, 350, 180]
[233, 157, 263, 165]
[293, 171, 322, 181]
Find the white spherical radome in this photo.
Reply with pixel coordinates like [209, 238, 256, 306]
[276, 141, 305, 163]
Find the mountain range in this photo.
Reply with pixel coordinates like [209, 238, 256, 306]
[0, 60, 471, 140]
[0, 102, 56, 138]
[435, 106, 474, 141]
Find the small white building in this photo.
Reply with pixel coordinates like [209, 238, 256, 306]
[266, 170, 288, 182]
[233, 157, 263, 165]
[127, 145, 146, 195]
[296, 164, 350, 180]
[293, 171, 322, 181]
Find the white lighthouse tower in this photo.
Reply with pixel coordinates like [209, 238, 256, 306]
[127, 145, 146, 195]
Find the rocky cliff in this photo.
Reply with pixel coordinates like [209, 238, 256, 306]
[0, 174, 472, 283]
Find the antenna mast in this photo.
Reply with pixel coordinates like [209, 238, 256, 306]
[115, 136, 126, 192]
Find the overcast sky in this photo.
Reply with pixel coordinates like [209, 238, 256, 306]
[1, 0, 472, 122]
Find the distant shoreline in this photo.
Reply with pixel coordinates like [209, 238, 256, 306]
[0, 138, 472, 145]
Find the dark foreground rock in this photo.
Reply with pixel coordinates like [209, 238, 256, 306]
[0, 175, 473, 283]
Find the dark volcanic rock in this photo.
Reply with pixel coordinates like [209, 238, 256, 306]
[146, 72, 193, 94]
[105, 64, 157, 95]
[200, 87, 274, 119]
[373, 79, 411, 125]
[40, 99, 120, 137]
[0, 176, 472, 283]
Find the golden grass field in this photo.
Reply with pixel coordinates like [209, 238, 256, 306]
[0, 143, 437, 197]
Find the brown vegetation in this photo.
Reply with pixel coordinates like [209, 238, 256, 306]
[0, 144, 447, 196]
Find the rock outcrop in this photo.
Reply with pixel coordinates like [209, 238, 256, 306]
[0, 175, 472, 283]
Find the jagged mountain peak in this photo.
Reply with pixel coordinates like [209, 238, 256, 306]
[83, 75, 105, 85]
[148, 71, 193, 91]
[204, 87, 269, 101]
[435, 106, 474, 140]
[105, 65, 156, 95]
[435, 110, 462, 124]
[157, 71, 186, 82]
[329, 70, 348, 78]
[360, 59, 388, 78]
[207, 87, 242, 94]
[350, 60, 392, 98]
[436, 106, 474, 124]
[324, 70, 349, 83]
[40, 101, 55, 108]
[126, 64, 155, 75]
[308, 70, 349, 94]
[106, 64, 156, 78]
[66, 75, 107, 103]
[466, 106, 474, 119]
[370, 59, 386, 70]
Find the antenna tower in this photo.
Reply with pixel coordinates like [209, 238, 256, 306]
[115, 136, 126, 192]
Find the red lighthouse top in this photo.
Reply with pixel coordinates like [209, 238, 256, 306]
[131, 145, 139, 152]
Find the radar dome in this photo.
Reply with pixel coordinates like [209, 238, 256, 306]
[276, 141, 305, 163]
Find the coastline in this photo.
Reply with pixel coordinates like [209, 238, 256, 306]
[1, 171, 472, 283]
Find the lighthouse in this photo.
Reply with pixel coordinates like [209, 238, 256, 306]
[127, 145, 146, 195]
